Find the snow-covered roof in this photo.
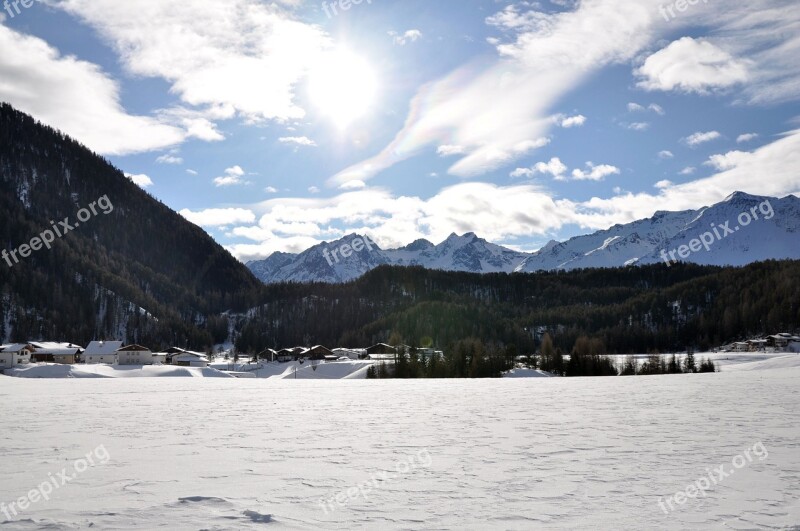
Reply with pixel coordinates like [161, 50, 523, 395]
[174, 351, 206, 358]
[0, 343, 34, 353]
[30, 342, 83, 354]
[84, 341, 123, 355]
[117, 344, 152, 353]
[173, 353, 209, 362]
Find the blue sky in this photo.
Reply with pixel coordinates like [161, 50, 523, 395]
[1, 0, 799, 261]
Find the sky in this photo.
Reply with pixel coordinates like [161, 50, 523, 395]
[1, 0, 799, 262]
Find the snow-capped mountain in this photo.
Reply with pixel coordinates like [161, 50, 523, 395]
[247, 192, 800, 284]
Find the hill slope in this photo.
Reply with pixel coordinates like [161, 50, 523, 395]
[0, 103, 262, 348]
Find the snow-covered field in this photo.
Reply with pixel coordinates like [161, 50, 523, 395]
[1, 364, 798, 529]
[3, 364, 235, 378]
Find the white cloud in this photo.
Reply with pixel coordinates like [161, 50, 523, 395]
[308, 186, 320, 194]
[213, 165, 247, 187]
[0, 24, 185, 155]
[279, 136, 317, 147]
[328, 1, 800, 185]
[636, 37, 750, 94]
[704, 150, 751, 171]
[156, 153, 183, 164]
[180, 207, 256, 227]
[55, 0, 330, 124]
[628, 102, 665, 115]
[339, 180, 366, 190]
[186, 169, 198, 175]
[390, 29, 423, 46]
[329, 0, 661, 185]
[568, 129, 800, 230]
[658, 150, 674, 159]
[559, 114, 586, 128]
[684, 130, 721, 147]
[124, 173, 154, 188]
[571, 162, 620, 181]
[626, 122, 650, 131]
[229, 129, 800, 261]
[679, 167, 696, 175]
[737, 133, 759, 143]
[437, 145, 467, 157]
[264, 186, 278, 193]
[511, 157, 568, 180]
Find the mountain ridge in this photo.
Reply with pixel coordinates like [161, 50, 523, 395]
[247, 191, 800, 284]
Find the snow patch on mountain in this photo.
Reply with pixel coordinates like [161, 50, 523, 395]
[247, 193, 800, 284]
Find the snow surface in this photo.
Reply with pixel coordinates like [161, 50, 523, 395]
[4, 364, 234, 378]
[1, 366, 798, 529]
[210, 360, 375, 379]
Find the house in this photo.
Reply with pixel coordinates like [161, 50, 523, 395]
[29, 342, 83, 364]
[332, 348, 366, 360]
[368, 353, 396, 362]
[255, 348, 278, 362]
[366, 343, 397, 355]
[746, 339, 768, 352]
[275, 348, 296, 363]
[767, 333, 795, 348]
[0, 344, 34, 369]
[84, 341, 123, 364]
[730, 342, 749, 352]
[116, 344, 154, 365]
[172, 352, 209, 367]
[159, 347, 208, 365]
[305, 345, 334, 360]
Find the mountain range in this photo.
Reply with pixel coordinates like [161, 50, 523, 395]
[247, 192, 800, 284]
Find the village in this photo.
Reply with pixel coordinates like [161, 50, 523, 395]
[0, 340, 445, 372]
[2, 333, 799, 375]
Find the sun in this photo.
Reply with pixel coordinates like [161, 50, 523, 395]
[307, 49, 378, 129]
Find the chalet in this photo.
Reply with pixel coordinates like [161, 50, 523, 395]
[84, 341, 123, 364]
[767, 333, 795, 348]
[366, 343, 396, 355]
[305, 345, 334, 360]
[172, 352, 209, 367]
[746, 339, 768, 352]
[368, 353, 396, 362]
[256, 348, 278, 362]
[276, 348, 296, 363]
[116, 344, 154, 365]
[730, 342, 749, 352]
[30, 342, 83, 364]
[332, 348, 366, 360]
[0, 344, 34, 369]
[160, 347, 206, 365]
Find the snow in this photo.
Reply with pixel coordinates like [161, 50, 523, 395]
[0, 367, 798, 529]
[226, 360, 375, 379]
[248, 193, 800, 283]
[4, 364, 234, 378]
[503, 367, 554, 378]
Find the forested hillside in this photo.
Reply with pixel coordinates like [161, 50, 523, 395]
[0, 103, 262, 347]
[236, 261, 800, 354]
